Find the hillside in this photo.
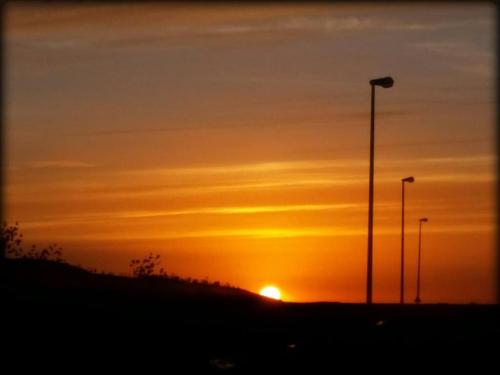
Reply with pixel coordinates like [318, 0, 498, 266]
[1, 258, 499, 371]
[2, 258, 260, 301]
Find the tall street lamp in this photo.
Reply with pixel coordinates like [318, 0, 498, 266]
[366, 76, 394, 305]
[415, 218, 428, 304]
[400, 176, 415, 304]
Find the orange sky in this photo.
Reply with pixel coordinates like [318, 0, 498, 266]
[4, 3, 496, 303]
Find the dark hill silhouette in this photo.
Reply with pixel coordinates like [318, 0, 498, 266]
[2, 257, 499, 371]
[3, 257, 260, 301]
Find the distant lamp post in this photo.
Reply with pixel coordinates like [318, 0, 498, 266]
[366, 76, 394, 305]
[400, 176, 415, 304]
[415, 218, 428, 304]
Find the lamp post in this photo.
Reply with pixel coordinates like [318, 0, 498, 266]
[415, 218, 428, 304]
[400, 176, 415, 304]
[366, 76, 394, 305]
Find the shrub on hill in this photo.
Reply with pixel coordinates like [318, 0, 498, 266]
[1, 222, 63, 262]
[129, 253, 166, 278]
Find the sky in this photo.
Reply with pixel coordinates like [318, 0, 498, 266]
[4, 2, 497, 303]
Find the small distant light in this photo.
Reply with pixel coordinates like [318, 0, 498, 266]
[376, 320, 384, 327]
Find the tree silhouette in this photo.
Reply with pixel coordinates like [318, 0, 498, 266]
[1, 222, 23, 260]
[129, 253, 165, 278]
[1, 222, 64, 262]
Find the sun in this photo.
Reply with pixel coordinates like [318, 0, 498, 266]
[259, 286, 281, 300]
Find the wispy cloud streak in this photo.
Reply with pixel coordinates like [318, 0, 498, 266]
[27, 160, 95, 169]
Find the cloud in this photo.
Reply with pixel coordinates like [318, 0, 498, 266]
[418, 155, 495, 164]
[138, 159, 366, 176]
[17, 203, 371, 226]
[413, 41, 493, 59]
[6, 4, 493, 52]
[123, 150, 493, 177]
[416, 173, 494, 183]
[28, 160, 95, 169]
[412, 41, 494, 79]
[101, 203, 368, 218]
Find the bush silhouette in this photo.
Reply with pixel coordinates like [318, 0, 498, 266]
[129, 253, 166, 278]
[127, 253, 236, 289]
[1, 222, 64, 262]
[1, 222, 23, 259]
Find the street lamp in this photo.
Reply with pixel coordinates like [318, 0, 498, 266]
[415, 218, 428, 304]
[400, 176, 415, 304]
[366, 76, 394, 305]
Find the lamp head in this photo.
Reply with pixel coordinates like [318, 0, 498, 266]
[420, 218, 428, 223]
[370, 76, 394, 88]
[402, 176, 415, 183]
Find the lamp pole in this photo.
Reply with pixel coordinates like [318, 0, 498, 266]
[415, 218, 428, 304]
[366, 76, 394, 304]
[400, 176, 415, 304]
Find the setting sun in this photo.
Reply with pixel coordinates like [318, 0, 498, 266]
[260, 286, 282, 300]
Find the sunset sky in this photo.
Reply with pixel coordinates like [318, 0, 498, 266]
[4, 3, 496, 303]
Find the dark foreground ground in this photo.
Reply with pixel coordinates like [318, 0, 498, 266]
[1, 259, 499, 371]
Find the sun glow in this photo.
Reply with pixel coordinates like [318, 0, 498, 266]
[259, 286, 281, 300]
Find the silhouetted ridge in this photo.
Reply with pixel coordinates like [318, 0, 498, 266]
[1, 258, 261, 302]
